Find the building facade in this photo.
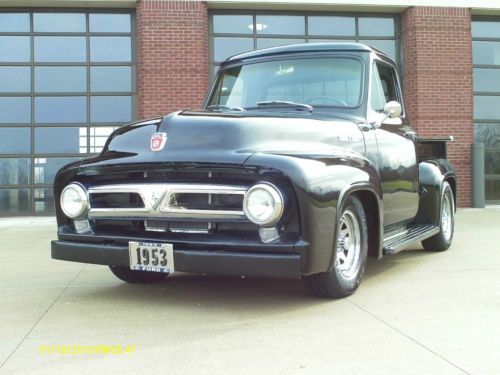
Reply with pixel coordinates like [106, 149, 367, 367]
[0, 0, 499, 215]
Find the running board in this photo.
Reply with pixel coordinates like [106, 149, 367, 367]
[383, 225, 439, 255]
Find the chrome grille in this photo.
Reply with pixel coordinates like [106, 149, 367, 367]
[87, 183, 247, 221]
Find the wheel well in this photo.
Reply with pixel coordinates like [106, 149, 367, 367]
[445, 177, 457, 211]
[352, 190, 380, 258]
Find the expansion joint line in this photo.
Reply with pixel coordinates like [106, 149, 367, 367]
[0, 265, 87, 369]
[346, 298, 470, 375]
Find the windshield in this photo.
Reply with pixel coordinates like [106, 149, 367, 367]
[208, 57, 363, 111]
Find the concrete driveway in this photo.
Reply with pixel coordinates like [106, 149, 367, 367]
[0, 209, 499, 375]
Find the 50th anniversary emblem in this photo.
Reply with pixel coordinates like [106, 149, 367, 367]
[150, 132, 167, 152]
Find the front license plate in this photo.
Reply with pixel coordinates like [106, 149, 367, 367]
[128, 241, 174, 273]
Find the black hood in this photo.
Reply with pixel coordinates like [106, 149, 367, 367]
[78, 111, 365, 168]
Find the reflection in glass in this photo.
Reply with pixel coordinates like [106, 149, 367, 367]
[213, 15, 253, 34]
[485, 180, 500, 203]
[0, 97, 31, 123]
[34, 36, 86, 62]
[0, 159, 30, 185]
[0, 13, 30, 32]
[35, 67, 87, 93]
[308, 39, 356, 44]
[34, 13, 86, 32]
[472, 21, 500, 39]
[213, 37, 253, 62]
[35, 96, 87, 123]
[34, 157, 80, 184]
[255, 15, 305, 35]
[358, 18, 395, 36]
[0, 36, 30, 62]
[473, 96, 500, 120]
[0, 10, 134, 215]
[35, 127, 87, 154]
[362, 40, 396, 62]
[90, 66, 132, 92]
[473, 68, 500, 93]
[89, 14, 131, 32]
[0, 189, 31, 213]
[34, 188, 55, 213]
[485, 150, 500, 175]
[210, 57, 363, 108]
[90, 37, 131, 62]
[257, 38, 305, 49]
[91, 96, 132, 123]
[474, 123, 500, 148]
[0, 128, 31, 154]
[90, 126, 117, 153]
[0, 67, 31, 93]
[473, 41, 500, 66]
[308, 16, 355, 36]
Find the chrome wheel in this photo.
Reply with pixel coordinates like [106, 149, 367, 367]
[422, 182, 455, 252]
[441, 191, 453, 241]
[335, 209, 361, 280]
[303, 195, 368, 298]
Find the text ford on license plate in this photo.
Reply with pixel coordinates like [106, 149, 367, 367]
[128, 242, 174, 273]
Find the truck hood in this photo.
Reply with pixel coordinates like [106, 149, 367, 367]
[81, 111, 365, 168]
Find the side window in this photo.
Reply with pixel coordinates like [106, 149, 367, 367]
[212, 67, 244, 107]
[370, 63, 386, 111]
[370, 61, 401, 113]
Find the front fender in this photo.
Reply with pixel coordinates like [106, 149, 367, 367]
[245, 152, 382, 275]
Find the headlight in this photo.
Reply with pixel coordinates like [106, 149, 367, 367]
[60, 183, 88, 219]
[243, 183, 284, 226]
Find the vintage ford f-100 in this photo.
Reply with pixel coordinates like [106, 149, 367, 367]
[51, 43, 456, 298]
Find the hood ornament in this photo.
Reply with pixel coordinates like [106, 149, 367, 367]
[151, 132, 167, 152]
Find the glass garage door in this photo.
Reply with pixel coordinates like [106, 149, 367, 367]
[209, 12, 399, 78]
[0, 11, 136, 215]
[473, 19, 500, 204]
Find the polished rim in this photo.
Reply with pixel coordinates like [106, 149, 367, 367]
[441, 191, 453, 241]
[335, 209, 361, 280]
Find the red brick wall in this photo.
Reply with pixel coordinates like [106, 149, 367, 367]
[137, 0, 209, 118]
[401, 6, 473, 207]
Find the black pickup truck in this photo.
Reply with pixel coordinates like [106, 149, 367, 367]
[51, 43, 456, 298]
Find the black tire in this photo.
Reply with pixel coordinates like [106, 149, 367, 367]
[422, 181, 455, 252]
[303, 195, 368, 299]
[109, 266, 169, 284]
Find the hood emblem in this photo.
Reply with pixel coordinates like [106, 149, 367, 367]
[151, 132, 167, 152]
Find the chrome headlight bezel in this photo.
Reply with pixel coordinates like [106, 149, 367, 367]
[243, 182, 284, 227]
[60, 183, 89, 219]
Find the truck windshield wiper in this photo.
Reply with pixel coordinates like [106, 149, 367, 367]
[205, 104, 244, 112]
[247, 101, 314, 113]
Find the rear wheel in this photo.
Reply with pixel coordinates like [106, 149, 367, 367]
[109, 266, 169, 283]
[303, 195, 368, 298]
[422, 181, 454, 252]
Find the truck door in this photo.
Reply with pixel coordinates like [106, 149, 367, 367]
[368, 60, 419, 226]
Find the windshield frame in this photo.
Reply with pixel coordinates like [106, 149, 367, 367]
[205, 52, 367, 112]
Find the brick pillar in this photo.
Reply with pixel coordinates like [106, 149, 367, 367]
[401, 7, 473, 207]
[137, 0, 209, 118]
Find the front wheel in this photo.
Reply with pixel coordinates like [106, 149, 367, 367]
[303, 195, 368, 298]
[422, 181, 455, 252]
[109, 266, 169, 283]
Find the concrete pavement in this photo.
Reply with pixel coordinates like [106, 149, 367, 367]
[0, 209, 499, 374]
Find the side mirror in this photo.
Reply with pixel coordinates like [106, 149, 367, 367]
[383, 101, 402, 119]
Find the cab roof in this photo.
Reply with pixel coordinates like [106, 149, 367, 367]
[225, 42, 388, 63]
